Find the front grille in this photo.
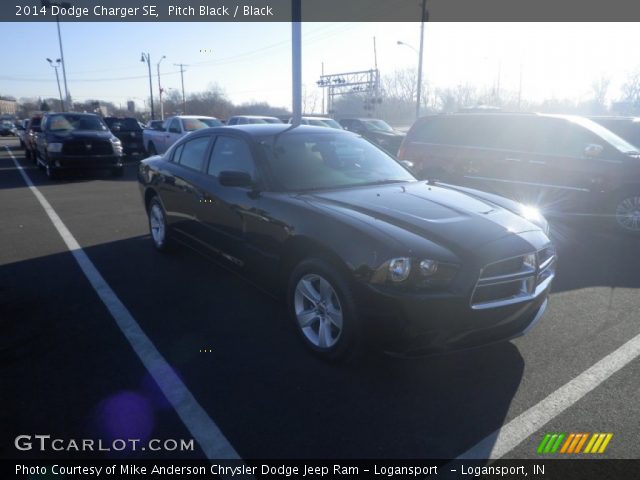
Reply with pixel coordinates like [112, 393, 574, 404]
[62, 139, 113, 156]
[471, 247, 556, 310]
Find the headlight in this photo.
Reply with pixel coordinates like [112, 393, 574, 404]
[47, 143, 63, 153]
[388, 257, 411, 282]
[372, 257, 457, 289]
[523, 253, 536, 271]
[519, 205, 549, 235]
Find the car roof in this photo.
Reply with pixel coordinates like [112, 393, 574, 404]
[201, 124, 352, 136]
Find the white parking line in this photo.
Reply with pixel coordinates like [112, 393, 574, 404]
[458, 320, 640, 459]
[5, 147, 243, 462]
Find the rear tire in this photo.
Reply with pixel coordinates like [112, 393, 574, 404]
[287, 257, 361, 361]
[147, 142, 157, 156]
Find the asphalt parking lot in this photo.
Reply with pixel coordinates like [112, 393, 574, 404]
[1, 135, 639, 461]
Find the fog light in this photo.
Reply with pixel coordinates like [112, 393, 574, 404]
[523, 253, 537, 270]
[388, 257, 411, 282]
[419, 259, 438, 276]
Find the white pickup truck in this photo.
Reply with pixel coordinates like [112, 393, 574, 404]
[143, 115, 222, 155]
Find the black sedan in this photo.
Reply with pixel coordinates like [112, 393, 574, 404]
[138, 125, 556, 360]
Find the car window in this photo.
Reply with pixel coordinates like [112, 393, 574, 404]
[529, 118, 601, 158]
[262, 132, 415, 191]
[169, 119, 181, 133]
[170, 143, 184, 163]
[177, 136, 210, 171]
[208, 136, 255, 178]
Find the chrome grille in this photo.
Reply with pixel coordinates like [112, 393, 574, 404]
[471, 247, 556, 310]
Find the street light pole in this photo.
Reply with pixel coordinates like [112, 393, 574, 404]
[42, 1, 72, 109]
[141, 53, 155, 120]
[46, 58, 64, 112]
[157, 55, 166, 121]
[174, 64, 188, 114]
[291, 0, 302, 126]
[416, 0, 427, 120]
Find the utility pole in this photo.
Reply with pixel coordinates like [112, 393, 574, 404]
[174, 63, 188, 114]
[157, 55, 166, 120]
[141, 53, 155, 120]
[321, 61, 325, 115]
[41, 2, 73, 109]
[46, 58, 64, 111]
[416, 0, 427, 120]
[291, 0, 302, 126]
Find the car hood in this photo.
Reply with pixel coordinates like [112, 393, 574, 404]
[301, 181, 541, 253]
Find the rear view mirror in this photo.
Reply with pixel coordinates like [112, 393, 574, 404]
[584, 144, 603, 158]
[219, 170, 252, 188]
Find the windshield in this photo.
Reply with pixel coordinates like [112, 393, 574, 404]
[105, 118, 141, 131]
[363, 119, 394, 133]
[308, 118, 342, 129]
[47, 114, 108, 132]
[198, 118, 223, 128]
[551, 115, 639, 154]
[261, 132, 415, 192]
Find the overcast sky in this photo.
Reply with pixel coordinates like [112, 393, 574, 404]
[1, 22, 637, 111]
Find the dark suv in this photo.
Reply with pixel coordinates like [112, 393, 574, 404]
[104, 117, 145, 157]
[398, 113, 640, 234]
[35, 112, 124, 179]
[589, 116, 640, 149]
[339, 118, 405, 156]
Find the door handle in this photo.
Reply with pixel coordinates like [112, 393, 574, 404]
[505, 157, 522, 162]
[528, 160, 546, 165]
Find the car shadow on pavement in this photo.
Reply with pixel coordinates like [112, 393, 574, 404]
[1, 233, 524, 460]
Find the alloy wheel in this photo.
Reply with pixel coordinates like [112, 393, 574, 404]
[294, 273, 343, 349]
[615, 194, 640, 232]
[149, 203, 166, 247]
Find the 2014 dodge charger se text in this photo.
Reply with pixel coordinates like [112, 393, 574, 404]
[138, 125, 556, 360]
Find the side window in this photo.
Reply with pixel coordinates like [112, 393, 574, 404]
[531, 119, 600, 158]
[228, 118, 237, 125]
[169, 119, 181, 133]
[177, 137, 210, 171]
[170, 143, 184, 163]
[207, 136, 256, 179]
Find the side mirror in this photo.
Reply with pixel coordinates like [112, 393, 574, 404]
[400, 160, 414, 170]
[219, 170, 252, 188]
[584, 143, 603, 158]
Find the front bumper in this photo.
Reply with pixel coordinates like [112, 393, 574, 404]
[358, 278, 551, 356]
[48, 153, 123, 169]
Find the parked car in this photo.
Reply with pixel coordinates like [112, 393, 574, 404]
[34, 112, 124, 179]
[145, 120, 164, 131]
[138, 124, 555, 360]
[227, 115, 283, 125]
[589, 116, 640, 149]
[23, 116, 43, 162]
[15, 120, 28, 147]
[143, 115, 222, 156]
[288, 116, 343, 129]
[398, 113, 640, 234]
[104, 117, 145, 157]
[0, 120, 15, 136]
[339, 117, 405, 156]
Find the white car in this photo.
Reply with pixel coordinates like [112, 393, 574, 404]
[288, 116, 343, 129]
[143, 115, 222, 155]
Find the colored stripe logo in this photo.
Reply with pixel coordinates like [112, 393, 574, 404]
[537, 433, 613, 454]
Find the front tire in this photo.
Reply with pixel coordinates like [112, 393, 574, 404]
[45, 161, 59, 180]
[148, 197, 173, 252]
[287, 258, 360, 361]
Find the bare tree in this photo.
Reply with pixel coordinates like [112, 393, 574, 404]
[621, 69, 640, 112]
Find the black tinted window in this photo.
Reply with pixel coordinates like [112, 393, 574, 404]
[529, 119, 599, 157]
[171, 143, 184, 163]
[169, 119, 181, 133]
[208, 136, 255, 178]
[177, 137, 210, 171]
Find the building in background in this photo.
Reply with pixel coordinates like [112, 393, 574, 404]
[0, 98, 18, 116]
